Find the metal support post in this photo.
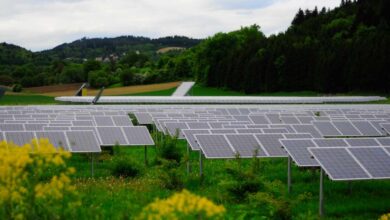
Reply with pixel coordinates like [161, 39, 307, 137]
[187, 143, 191, 174]
[91, 153, 94, 177]
[319, 168, 324, 217]
[199, 151, 203, 177]
[288, 156, 292, 194]
[144, 146, 148, 166]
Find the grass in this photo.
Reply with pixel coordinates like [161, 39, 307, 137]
[67, 136, 390, 219]
[191, 85, 319, 96]
[0, 94, 57, 105]
[124, 87, 177, 96]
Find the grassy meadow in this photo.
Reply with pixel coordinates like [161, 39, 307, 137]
[67, 134, 390, 219]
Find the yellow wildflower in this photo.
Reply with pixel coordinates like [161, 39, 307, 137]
[137, 189, 225, 220]
[380, 213, 390, 220]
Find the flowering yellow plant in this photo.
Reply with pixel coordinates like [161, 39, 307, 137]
[0, 139, 79, 219]
[380, 213, 390, 220]
[137, 189, 225, 220]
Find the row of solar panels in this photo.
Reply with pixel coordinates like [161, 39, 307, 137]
[156, 119, 390, 139]
[0, 115, 132, 126]
[55, 95, 386, 104]
[136, 112, 390, 124]
[0, 126, 154, 152]
[3, 105, 390, 115]
[282, 137, 390, 167]
[189, 133, 390, 180]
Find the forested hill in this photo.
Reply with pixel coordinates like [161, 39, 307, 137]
[39, 36, 201, 60]
[0, 35, 201, 88]
[184, 0, 390, 93]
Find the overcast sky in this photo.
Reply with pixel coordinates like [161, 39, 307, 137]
[0, 0, 340, 51]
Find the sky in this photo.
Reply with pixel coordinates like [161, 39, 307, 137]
[0, 0, 340, 51]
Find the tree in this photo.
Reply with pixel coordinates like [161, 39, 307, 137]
[120, 68, 135, 86]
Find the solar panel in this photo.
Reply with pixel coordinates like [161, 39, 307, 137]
[94, 116, 115, 126]
[345, 138, 380, 147]
[24, 124, 46, 131]
[271, 124, 295, 133]
[376, 138, 390, 146]
[309, 147, 370, 180]
[165, 122, 188, 138]
[210, 129, 237, 134]
[187, 122, 210, 129]
[297, 116, 314, 124]
[380, 123, 390, 135]
[369, 121, 388, 135]
[283, 133, 313, 139]
[225, 134, 266, 157]
[313, 139, 348, 147]
[134, 113, 153, 124]
[352, 121, 383, 136]
[255, 134, 286, 157]
[97, 127, 127, 146]
[281, 139, 318, 167]
[236, 128, 263, 134]
[36, 131, 70, 150]
[182, 129, 210, 150]
[280, 116, 300, 124]
[195, 134, 235, 158]
[332, 121, 361, 136]
[312, 122, 342, 136]
[262, 128, 289, 134]
[233, 115, 251, 122]
[43, 126, 70, 131]
[0, 124, 24, 131]
[121, 127, 154, 145]
[250, 115, 269, 124]
[72, 120, 95, 126]
[349, 147, 390, 178]
[222, 125, 247, 129]
[209, 122, 224, 128]
[66, 131, 101, 152]
[5, 131, 35, 146]
[0, 132, 4, 141]
[112, 116, 133, 126]
[265, 114, 282, 124]
[292, 124, 322, 138]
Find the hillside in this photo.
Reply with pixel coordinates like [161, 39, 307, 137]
[0, 35, 201, 88]
[38, 36, 200, 60]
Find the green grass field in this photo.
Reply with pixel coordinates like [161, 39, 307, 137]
[67, 136, 390, 219]
[0, 94, 57, 105]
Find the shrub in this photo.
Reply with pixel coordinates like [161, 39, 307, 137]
[219, 167, 265, 201]
[248, 192, 292, 220]
[136, 189, 225, 220]
[157, 159, 184, 190]
[156, 134, 182, 163]
[12, 84, 22, 92]
[111, 156, 141, 178]
[0, 139, 79, 219]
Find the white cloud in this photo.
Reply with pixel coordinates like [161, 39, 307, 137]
[0, 0, 340, 51]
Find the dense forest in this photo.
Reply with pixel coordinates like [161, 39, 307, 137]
[1, 0, 389, 94]
[178, 0, 390, 94]
[0, 36, 200, 89]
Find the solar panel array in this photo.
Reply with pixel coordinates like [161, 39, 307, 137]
[2, 104, 390, 181]
[0, 107, 155, 152]
[55, 96, 386, 104]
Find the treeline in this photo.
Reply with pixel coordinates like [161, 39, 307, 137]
[0, 36, 200, 88]
[177, 0, 390, 93]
